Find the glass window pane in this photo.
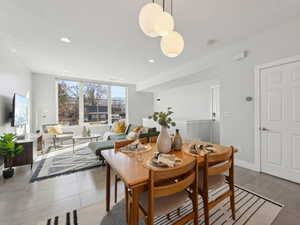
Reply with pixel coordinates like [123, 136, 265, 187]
[111, 86, 126, 123]
[57, 80, 80, 125]
[83, 83, 109, 124]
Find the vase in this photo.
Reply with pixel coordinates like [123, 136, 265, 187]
[157, 126, 172, 153]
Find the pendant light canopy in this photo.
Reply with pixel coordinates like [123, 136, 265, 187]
[154, 11, 174, 36]
[160, 31, 184, 57]
[139, 3, 163, 37]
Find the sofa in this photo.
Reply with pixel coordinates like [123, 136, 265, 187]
[88, 125, 159, 165]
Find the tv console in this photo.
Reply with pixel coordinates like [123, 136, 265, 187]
[4, 133, 42, 169]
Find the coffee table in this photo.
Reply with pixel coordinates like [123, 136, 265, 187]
[72, 134, 101, 153]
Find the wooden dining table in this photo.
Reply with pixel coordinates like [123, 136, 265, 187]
[102, 141, 237, 225]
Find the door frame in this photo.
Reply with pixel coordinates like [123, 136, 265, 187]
[254, 55, 300, 172]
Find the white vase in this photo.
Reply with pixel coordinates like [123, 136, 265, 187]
[157, 126, 172, 153]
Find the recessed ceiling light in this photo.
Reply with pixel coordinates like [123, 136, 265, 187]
[10, 48, 17, 53]
[60, 37, 71, 43]
[148, 59, 155, 63]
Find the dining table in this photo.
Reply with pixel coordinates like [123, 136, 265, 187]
[102, 141, 238, 225]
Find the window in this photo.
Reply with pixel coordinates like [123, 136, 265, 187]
[57, 80, 80, 125]
[111, 86, 126, 123]
[84, 83, 109, 124]
[57, 80, 127, 125]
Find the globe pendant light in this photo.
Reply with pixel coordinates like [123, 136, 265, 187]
[154, 11, 174, 36]
[161, 31, 184, 57]
[139, 3, 163, 37]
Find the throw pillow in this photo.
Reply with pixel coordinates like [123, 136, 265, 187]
[47, 125, 63, 134]
[113, 121, 126, 133]
[133, 126, 143, 133]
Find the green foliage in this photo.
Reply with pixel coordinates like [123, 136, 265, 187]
[148, 107, 176, 128]
[0, 133, 24, 160]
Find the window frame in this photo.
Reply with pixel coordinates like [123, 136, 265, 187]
[56, 79, 128, 126]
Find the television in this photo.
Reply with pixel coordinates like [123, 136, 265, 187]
[11, 94, 29, 127]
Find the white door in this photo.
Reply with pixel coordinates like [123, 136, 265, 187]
[260, 61, 300, 183]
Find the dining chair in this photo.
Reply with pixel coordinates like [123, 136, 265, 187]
[131, 159, 199, 225]
[149, 136, 158, 143]
[198, 146, 235, 225]
[113, 137, 149, 204]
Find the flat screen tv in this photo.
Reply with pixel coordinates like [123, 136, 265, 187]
[11, 94, 29, 127]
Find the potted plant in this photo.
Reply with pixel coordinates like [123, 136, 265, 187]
[149, 107, 176, 153]
[0, 133, 24, 179]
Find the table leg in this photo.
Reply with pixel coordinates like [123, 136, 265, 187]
[130, 186, 142, 225]
[106, 163, 111, 212]
[125, 184, 129, 224]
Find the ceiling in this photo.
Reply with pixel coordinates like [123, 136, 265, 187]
[1, 0, 300, 84]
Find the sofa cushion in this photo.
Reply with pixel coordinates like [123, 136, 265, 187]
[88, 141, 115, 156]
[109, 134, 127, 141]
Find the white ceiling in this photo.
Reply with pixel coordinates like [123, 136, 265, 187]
[1, 0, 300, 84]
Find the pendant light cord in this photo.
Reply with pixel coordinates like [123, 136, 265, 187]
[171, 0, 173, 15]
[163, 0, 165, 11]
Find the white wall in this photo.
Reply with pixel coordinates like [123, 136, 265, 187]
[154, 80, 218, 120]
[31, 73, 153, 131]
[127, 85, 153, 125]
[31, 73, 57, 131]
[0, 42, 31, 135]
[216, 18, 300, 165]
[0, 41, 31, 167]
[148, 18, 300, 167]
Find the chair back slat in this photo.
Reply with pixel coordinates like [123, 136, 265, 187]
[149, 136, 158, 143]
[207, 150, 232, 163]
[114, 137, 148, 150]
[208, 160, 232, 176]
[153, 172, 195, 198]
[139, 137, 148, 144]
[153, 160, 196, 181]
[114, 140, 135, 150]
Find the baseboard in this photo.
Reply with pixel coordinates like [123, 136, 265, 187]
[235, 159, 260, 172]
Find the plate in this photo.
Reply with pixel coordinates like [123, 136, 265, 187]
[120, 144, 152, 153]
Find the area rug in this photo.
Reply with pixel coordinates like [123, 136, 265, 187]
[30, 143, 101, 182]
[37, 185, 283, 225]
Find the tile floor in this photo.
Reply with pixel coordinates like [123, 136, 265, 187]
[0, 164, 300, 225]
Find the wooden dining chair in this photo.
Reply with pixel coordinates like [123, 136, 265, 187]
[132, 159, 199, 225]
[113, 137, 149, 203]
[198, 146, 235, 225]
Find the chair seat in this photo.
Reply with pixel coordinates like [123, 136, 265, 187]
[140, 190, 189, 217]
[199, 172, 225, 190]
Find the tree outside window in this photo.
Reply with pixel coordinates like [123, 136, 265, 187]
[57, 80, 127, 125]
[57, 80, 80, 125]
[83, 83, 109, 124]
